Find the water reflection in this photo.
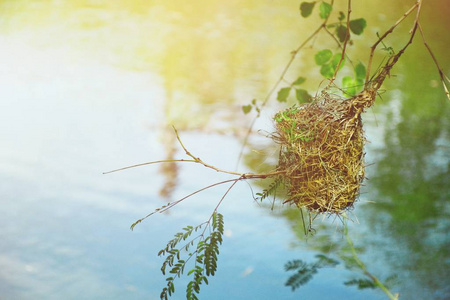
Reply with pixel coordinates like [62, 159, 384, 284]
[364, 53, 450, 298]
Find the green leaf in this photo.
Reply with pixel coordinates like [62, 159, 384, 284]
[319, 2, 332, 19]
[338, 11, 345, 21]
[320, 63, 334, 79]
[292, 76, 306, 86]
[331, 53, 345, 70]
[295, 89, 312, 104]
[354, 62, 366, 80]
[300, 2, 316, 18]
[349, 18, 367, 35]
[277, 87, 291, 102]
[335, 25, 347, 42]
[342, 76, 357, 96]
[242, 105, 252, 114]
[314, 49, 332, 65]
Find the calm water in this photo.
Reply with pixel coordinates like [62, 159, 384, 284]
[1, 1, 449, 299]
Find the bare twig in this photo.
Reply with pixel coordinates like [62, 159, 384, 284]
[130, 178, 242, 230]
[344, 225, 399, 300]
[237, 0, 336, 166]
[326, 0, 352, 89]
[105, 125, 285, 179]
[103, 159, 196, 174]
[365, 0, 421, 88]
[417, 22, 450, 101]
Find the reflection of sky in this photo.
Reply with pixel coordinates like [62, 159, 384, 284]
[0, 27, 385, 300]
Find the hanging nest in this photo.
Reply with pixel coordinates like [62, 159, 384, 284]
[274, 88, 377, 214]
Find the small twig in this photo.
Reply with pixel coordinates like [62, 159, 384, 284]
[198, 178, 241, 240]
[417, 22, 450, 101]
[105, 126, 285, 180]
[344, 226, 399, 300]
[365, 0, 421, 88]
[326, 0, 352, 89]
[323, 26, 354, 68]
[103, 159, 196, 174]
[131, 178, 242, 230]
[237, 0, 335, 167]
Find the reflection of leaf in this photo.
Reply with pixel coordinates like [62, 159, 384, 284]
[315, 254, 339, 268]
[242, 105, 252, 114]
[344, 278, 377, 289]
[315, 49, 333, 65]
[295, 89, 312, 104]
[336, 25, 347, 42]
[285, 264, 317, 291]
[299, 2, 316, 18]
[292, 76, 307, 85]
[277, 87, 291, 102]
[319, 2, 332, 19]
[349, 18, 367, 35]
[285, 255, 339, 291]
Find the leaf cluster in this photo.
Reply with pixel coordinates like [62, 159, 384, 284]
[159, 213, 225, 300]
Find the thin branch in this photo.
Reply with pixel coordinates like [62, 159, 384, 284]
[417, 22, 450, 101]
[323, 26, 354, 68]
[237, 0, 335, 167]
[365, 0, 421, 88]
[326, 0, 352, 89]
[130, 178, 241, 230]
[344, 226, 399, 300]
[199, 178, 241, 239]
[368, 0, 423, 92]
[103, 159, 196, 174]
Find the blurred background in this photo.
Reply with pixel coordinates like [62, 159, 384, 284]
[0, 1, 449, 299]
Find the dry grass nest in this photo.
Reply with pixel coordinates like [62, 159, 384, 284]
[274, 88, 376, 214]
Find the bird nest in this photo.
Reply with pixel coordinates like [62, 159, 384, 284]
[274, 88, 376, 214]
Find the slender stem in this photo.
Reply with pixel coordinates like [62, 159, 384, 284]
[106, 126, 285, 179]
[417, 22, 450, 100]
[103, 159, 196, 174]
[326, 0, 351, 89]
[365, 1, 420, 88]
[237, 0, 335, 166]
[344, 225, 399, 300]
[131, 178, 241, 230]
